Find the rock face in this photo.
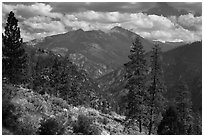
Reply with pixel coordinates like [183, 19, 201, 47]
[26, 26, 182, 79]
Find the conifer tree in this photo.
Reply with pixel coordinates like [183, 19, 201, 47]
[124, 37, 148, 133]
[148, 44, 166, 135]
[174, 80, 194, 134]
[157, 106, 182, 135]
[2, 11, 27, 83]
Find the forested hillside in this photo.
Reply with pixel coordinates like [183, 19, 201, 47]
[163, 41, 202, 112]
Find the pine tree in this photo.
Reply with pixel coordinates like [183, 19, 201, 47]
[148, 44, 166, 135]
[124, 37, 148, 133]
[2, 11, 27, 83]
[157, 106, 182, 135]
[174, 80, 194, 134]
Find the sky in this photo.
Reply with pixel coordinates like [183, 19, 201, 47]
[2, 2, 202, 42]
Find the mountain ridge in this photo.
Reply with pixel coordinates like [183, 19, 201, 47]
[25, 26, 185, 78]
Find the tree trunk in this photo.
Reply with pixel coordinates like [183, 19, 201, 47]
[149, 87, 155, 135]
[139, 116, 142, 133]
[148, 109, 153, 135]
[148, 68, 156, 135]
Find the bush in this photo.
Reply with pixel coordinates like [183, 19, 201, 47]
[88, 124, 102, 135]
[73, 114, 101, 135]
[50, 96, 70, 109]
[38, 117, 65, 135]
[15, 113, 42, 135]
[2, 127, 13, 135]
[73, 114, 92, 134]
[2, 83, 19, 129]
[102, 117, 109, 125]
[2, 83, 17, 100]
[2, 98, 19, 131]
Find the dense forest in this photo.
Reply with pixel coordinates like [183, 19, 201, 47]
[2, 11, 202, 135]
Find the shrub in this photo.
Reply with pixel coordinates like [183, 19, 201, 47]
[2, 82, 18, 100]
[88, 124, 102, 135]
[2, 83, 19, 129]
[2, 99, 19, 130]
[102, 117, 109, 125]
[2, 127, 13, 135]
[73, 114, 101, 135]
[38, 117, 65, 135]
[50, 96, 70, 109]
[73, 114, 92, 134]
[14, 113, 42, 135]
[2, 91, 24, 133]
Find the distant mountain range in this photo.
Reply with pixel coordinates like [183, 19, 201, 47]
[26, 26, 184, 78]
[144, 2, 201, 17]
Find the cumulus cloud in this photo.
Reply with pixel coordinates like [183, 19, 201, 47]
[2, 3, 62, 19]
[2, 3, 65, 41]
[2, 3, 202, 42]
[177, 13, 202, 31]
[23, 16, 66, 33]
[70, 11, 129, 24]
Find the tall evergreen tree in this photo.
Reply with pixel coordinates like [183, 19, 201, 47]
[174, 80, 194, 134]
[2, 11, 27, 83]
[124, 37, 148, 133]
[148, 44, 166, 135]
[157, 105, 182, 135]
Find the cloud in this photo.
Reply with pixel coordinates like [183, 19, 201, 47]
[72, 11, 129, 23]
[169, 2, 202, 15]
[2, 3, 65, 41]
[23, 16, 66, 33]
[50, 2, 152, 13]
[2, 3, 202, 42]
[2, 3, 62, 19]
[116, 13, 201, 42]
[177, 13, 202, 31]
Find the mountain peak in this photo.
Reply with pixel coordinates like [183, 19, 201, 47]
[111, 26, 125, 31]
[110, 26, 135, 34]
[76, 28, 84, 32]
